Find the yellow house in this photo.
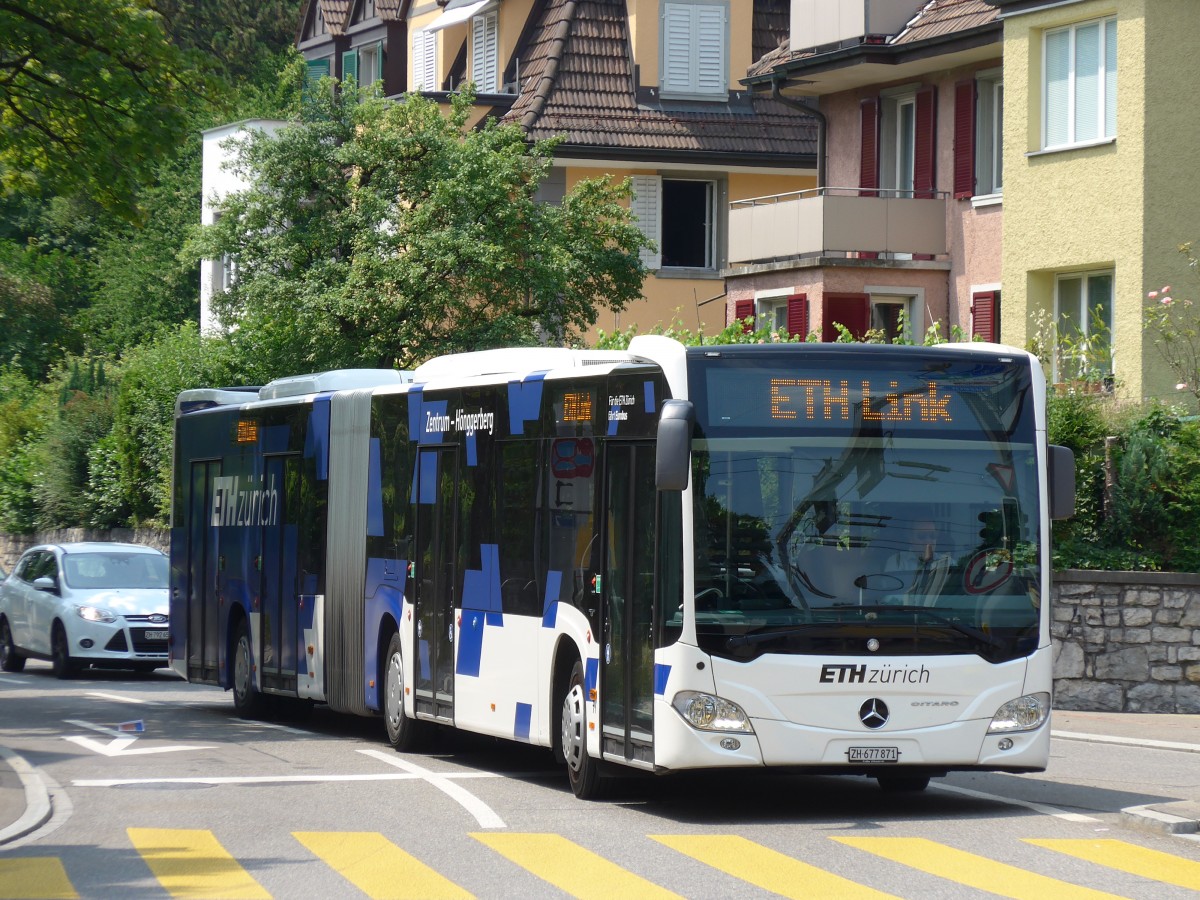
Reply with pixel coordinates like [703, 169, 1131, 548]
[990, 0, 1200, 405]
[297, 0, 819, 339]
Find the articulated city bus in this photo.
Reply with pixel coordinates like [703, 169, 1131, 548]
[170, 336, 1074, 798]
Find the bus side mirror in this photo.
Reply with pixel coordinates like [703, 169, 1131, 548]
[1048, 444, 1075, 520]
[656, 400, 694, 491]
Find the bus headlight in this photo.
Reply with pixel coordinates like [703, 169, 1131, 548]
[986, 692, 1050, 733]
[671, 691, 754, 733]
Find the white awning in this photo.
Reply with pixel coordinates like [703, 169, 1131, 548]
[426, 0, 497, 32]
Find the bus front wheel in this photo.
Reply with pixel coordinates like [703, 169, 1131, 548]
[561, 659, 605, 799]
[384, 632, 426, 751]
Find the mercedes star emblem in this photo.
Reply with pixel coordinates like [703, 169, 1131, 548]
[859, 698, 890, 729]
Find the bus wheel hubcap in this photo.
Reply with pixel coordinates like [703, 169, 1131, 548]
[562, 683, 585, 771]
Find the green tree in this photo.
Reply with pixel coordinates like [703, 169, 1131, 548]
[0, 0, 203, 219]
[187, 86, 651, 372]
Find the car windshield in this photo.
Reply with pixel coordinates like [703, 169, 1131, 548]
[62, 552, 168, 590]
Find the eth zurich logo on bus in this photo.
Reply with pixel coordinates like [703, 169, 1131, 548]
[858, 698, 890, 729]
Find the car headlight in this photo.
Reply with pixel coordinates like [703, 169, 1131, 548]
[987, 692, 1050, 733]
[76, 605, 118, 624]
[671, 691, 754, 733]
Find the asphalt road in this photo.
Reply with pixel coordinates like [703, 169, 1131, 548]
[2, 661, 1198, 899]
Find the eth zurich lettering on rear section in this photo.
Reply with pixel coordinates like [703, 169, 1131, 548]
[211, 475, 279, 528]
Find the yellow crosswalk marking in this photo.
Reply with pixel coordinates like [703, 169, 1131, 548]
[127, 827, 270, 899]
[1026, 838, 1200, 892]
[0, 858, 78, 899]
[472, 833, 682, 900]
[293, 831, 473, 900]
[835, 836, 1125, 900]
[651, 834, 898, 899]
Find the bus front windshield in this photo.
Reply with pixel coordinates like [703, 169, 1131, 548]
[686, 348, 1041, 664]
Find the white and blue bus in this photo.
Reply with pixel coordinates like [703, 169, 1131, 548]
[170, 336, 1074, 797]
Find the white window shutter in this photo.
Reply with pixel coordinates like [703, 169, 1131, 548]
[472, 11, 498, 93]
[662, 4, 694, 95]
[413, 29, 436, 91]
[695, 5, 726, 95]
[631, 176, 662, 270]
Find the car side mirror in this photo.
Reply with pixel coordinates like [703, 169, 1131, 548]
[656, 400, 694, 491]
[33, 576, 58, 594]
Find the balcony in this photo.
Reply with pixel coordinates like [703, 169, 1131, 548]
[728, 188, 947, 266]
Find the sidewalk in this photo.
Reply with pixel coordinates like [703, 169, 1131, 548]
[2, 711, 1197, 846]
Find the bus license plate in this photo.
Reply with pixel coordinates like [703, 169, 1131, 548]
[847, 746, 899, 763]
[144, 630, 169, 641]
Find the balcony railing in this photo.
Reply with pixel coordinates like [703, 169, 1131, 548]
[728, 187, 947, 265]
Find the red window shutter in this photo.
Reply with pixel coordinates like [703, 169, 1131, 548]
[954, 80, 976, 199]
[859, 97, 879, 197]
[786, 294, 808, 337]
[914, 86, 936, 200]
[972, 291, 998, 341]
[822, 293, 870, 343]
[734, 299, 755, 333]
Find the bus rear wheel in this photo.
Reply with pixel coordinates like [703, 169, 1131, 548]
[561, 659, 606, 799]
[384, 632, 426, 751]
[232, 620, 268, 719]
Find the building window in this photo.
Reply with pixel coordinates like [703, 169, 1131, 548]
[472, 10, 499, 93]
[413, 29, 437, 91]
[357, 42, 382, 88]
[972, 290, 1000, 342]
[1043, 17, 1116, 149]
[870, 296, 911, 343]
[631, 176, 720, 271]
[872, 87, 936, 200]
[660, 1, 728, 100]
[976, 73, 1002, 195]
[1055, 271, 1113, 380]
[749, 294, 809, 337]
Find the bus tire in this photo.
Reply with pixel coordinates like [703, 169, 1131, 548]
[232, 619, 268, 719]
[877, 774, 930, 793]
[384, 632, 425, 751]
[561, 658, 606, 800]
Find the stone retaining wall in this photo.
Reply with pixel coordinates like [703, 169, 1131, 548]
[1052, 570, 1200, 714]
[0, 529, 168, 574]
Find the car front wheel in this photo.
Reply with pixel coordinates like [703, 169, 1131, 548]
[51, 621, 81, 679]
[232, 620, 268, 719]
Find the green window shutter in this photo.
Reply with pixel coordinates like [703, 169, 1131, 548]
[304, 58, 331, 104]
[342, 50, 359, 85]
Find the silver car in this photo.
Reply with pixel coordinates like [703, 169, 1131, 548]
[0, 542, 169, 678]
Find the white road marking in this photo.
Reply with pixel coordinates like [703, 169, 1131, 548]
[931, 782, 1100, 822]
[73, 772, 498, 787]
[62, 718, 215, 757]
[360, 748, 507, 830]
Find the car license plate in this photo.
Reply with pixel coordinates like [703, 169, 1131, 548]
[847, 746, 900, 763]
[144, 630, 169, 641]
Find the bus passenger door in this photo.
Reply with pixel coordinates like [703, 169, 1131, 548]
[413, 447, 457, 722]
[600, 441, 656, 767]
[187, 460, 221, 683]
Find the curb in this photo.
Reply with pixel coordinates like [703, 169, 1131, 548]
[0, 746, 52, 846]
[1120, 803, 1200, 836]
